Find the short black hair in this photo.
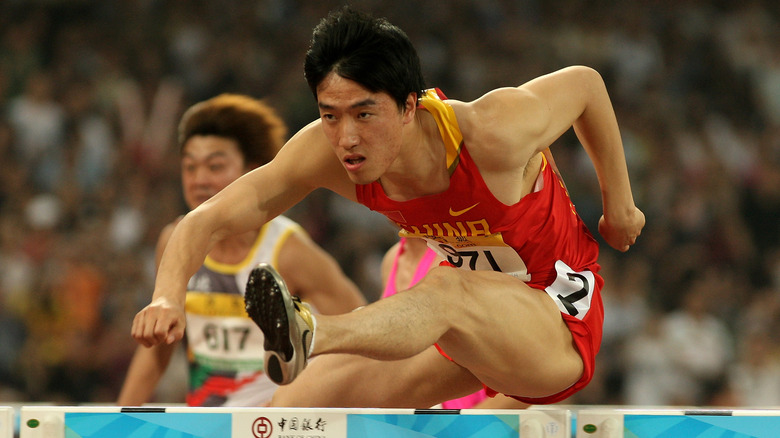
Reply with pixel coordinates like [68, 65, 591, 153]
[304, 6, 426, 110]
[178, 94, 288, 168]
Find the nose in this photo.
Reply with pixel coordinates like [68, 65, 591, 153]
[337, 119, 359, 149]
[186, 166, 211, 187]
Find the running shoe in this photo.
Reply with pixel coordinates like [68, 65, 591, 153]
[244, 263, 314, 385]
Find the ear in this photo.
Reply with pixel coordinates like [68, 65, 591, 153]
[402, 92, 417, 124]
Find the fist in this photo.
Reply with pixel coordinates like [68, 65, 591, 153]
[131, 297, 186, 347]
[598, 207, 645, 252]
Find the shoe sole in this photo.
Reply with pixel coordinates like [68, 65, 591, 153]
[244, 263, 300, 385]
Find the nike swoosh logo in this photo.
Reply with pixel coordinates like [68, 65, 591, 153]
[449, 203, 480, 216]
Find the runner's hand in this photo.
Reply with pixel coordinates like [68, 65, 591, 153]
[131, 296, 186, 347]
[598, 206, 645, 252]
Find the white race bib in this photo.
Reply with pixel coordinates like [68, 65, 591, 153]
[185, 292, 264, 372]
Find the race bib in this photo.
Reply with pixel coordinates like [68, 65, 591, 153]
[417, 233, 531, 282]
[544, 260, 595, 320]
[185, 292, 264, 372]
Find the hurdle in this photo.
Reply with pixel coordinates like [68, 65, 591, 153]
[19, 406, 570, 438]
[0, 406, 13, 438]
[575, 407, 780, 438]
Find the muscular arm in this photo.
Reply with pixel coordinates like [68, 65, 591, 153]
[456, 66, 644, 251]
[523, 66, 643, 250]
[132, 122, 354, 347]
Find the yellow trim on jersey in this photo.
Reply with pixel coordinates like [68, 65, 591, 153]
[203, 226, 268, 274]
[186, 291, 248, 317]
[419, 89, 463, 174]
[202, 221, 303, 274]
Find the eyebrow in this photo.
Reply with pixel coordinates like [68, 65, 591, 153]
[318, 98, 377, 110]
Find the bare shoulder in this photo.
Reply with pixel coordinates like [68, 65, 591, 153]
[457, 87, 548, 135]
[449, 66, 602, 168]
[448, 87, 547, 170]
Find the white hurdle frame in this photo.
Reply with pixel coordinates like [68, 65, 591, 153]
[0, 407, 13, 438]
[19, 406, 570, 438]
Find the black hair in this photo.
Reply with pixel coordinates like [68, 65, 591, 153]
[304, 6, 426, 110]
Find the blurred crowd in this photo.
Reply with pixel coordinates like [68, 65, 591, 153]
[0, 0, 778, 407]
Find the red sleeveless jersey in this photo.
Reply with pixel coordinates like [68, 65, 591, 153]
[356, 89, 600, 291]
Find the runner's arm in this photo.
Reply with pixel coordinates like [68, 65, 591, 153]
[117, 343, 177, 405]
[510, 66, 645, 251]
[132, 122, 350, 347]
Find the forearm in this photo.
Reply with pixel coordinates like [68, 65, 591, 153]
[572, 70, 636, 218]
[152, 210, 216, 305]
[117, 344, 174, 405]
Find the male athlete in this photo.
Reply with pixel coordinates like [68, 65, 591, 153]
[132, 7, 644, 407]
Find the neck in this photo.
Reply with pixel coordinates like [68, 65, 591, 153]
[380, 111, 448, 201]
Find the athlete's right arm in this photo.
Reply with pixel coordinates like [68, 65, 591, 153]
[119, 222, 180, 405]
[117, 343, 177, 405]
[131, 121, 352, 347]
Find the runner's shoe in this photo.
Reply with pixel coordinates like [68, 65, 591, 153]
[244, 263, 314, 385]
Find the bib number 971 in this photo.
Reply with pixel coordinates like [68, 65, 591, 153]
[439, 244, 501, 271]
[435, 243, 531, 281]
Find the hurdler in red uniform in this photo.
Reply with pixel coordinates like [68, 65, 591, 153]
[358, 89, 603, 404]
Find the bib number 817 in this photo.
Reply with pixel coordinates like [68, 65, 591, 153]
[204, 323, 251, 352]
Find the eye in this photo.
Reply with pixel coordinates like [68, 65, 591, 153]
[357, 112, 371, 119]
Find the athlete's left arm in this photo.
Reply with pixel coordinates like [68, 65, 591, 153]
[277, 230, 367, 314]
[465, 66, 645, 251]
[529, 66, 644, 251]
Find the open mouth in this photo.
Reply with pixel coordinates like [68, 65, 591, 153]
[343, 154, 365, 170]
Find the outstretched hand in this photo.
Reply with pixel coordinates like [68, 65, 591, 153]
[131, 296, 186, 347]
[598, 206, 645, 252]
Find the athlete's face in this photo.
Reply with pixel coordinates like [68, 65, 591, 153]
[180, 135, 247, 210]
[316, 73, 415, 185]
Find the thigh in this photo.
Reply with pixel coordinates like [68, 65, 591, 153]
[427, 266, 585, 399]
[271, 346, 483, 408]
